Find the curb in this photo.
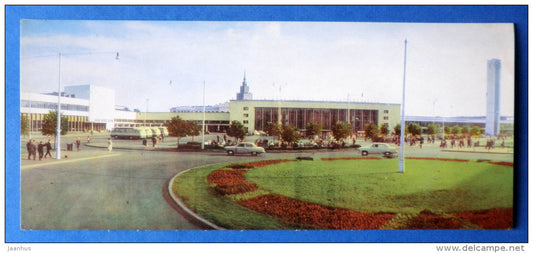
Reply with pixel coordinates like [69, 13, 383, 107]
[441, 149, 512, 155]
[167, 168, 226, 230]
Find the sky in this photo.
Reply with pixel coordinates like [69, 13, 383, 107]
[20, 20, 514, 117]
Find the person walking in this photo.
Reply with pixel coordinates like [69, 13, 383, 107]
[26, 139, 36, 160]
[152, 136, 157, 147]
[76, 137, 81, 151]
[44, 139, 52, 158]
[37, 141, 44, 160]
[107, 138, 113, 152]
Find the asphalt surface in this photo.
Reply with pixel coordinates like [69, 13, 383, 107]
[20, 133, 513, 230]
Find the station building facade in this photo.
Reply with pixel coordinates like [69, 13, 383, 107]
[228, 99, 400, 135]
[20, 83, 511, 137]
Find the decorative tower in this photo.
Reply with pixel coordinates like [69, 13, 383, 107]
[485, 59, 501, 136]
[236, 72, 253, 100]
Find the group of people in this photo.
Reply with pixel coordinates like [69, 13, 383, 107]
[142, 134, 165, 148]
[26, 139, 52, 160]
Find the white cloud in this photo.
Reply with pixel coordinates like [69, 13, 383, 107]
[20, 21, 514, 116]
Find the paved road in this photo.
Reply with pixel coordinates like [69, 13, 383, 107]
[20, 134, 513, 230]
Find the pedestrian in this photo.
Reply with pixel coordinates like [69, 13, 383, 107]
[37, 141, 44, 160]
[26, 139, 36, 160]
[87, 136, 91, 144]
[152, 136, 157, 147]
[76, 137, 81, 151]
[44, 139, 52, 158]
[107, 138, 113, 152]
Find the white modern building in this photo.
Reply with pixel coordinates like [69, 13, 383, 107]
[64, 84, 119, 130]
[21, 84, 135, 132]
[486, 59, 501, 136]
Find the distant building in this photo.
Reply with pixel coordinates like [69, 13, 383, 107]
[236, 73, 253, 100]
[485, 59, 501, 136]
[170, 102, 229, 113]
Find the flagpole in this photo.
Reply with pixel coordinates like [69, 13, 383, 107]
[201, 81, 206, 150]
[399, 39, 408, 173]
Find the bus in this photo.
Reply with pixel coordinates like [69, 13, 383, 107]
[150, 127, 161, 137]
[159, 126, 169, 137]
[110, 127, 147, 139]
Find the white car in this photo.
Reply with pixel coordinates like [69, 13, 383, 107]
[359, 143, 398, 157]
[224, 142, 266, 156]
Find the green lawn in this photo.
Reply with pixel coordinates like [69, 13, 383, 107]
[172, 158, 513, 229]
[245, 159, 513, 214]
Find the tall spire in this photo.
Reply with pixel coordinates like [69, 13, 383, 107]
[236, 71, 253, 100]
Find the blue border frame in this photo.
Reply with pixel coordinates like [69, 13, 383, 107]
[5, 5, 528, 243]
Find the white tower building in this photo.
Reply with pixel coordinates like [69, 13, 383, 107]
[485, 59, 501, 136]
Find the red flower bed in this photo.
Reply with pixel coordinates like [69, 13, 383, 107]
[406, 157, 470, 162]
[321, 157, 381, 161]
[241, 159, 295, 168]
[207, 169, 258, 195]
[214, 182, 258, 195]
[488, 161, 514, 167]
[238, 194, 395, 229]
[208, 169, 247, 185]
[454, 208, 513, 229]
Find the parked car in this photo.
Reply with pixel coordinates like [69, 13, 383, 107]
[359, 143, 398, 157]
[224, 142, 266, 156]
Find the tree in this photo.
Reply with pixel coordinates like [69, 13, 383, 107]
[444, 126, 451, 135]
[264, 122, 282, 139]
[21, 115, 29, 137]
[461, 126, 470, 135]
[451, 125, 461, 136]
[41, 111, 68, 136]
[332, 121, 352, 141]
[187, 122, 201, 141]
[227, 120, 247, 141]
[427, 123, 439, 136]
[305, 121, 322, 138]
[166, 116, 194, 148]
[379, 123, 389, 136]
[394, 123, 402, 136]
[407, 123, 421, 136]
[470, 125, 482, 136]
[364, 123, 379, 141]
[281, 125, 300, 146]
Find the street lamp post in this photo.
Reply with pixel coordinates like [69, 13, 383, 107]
[54, 51, 119, 159]
[55, 53, 62, 159]
[399, 39, 408, 173]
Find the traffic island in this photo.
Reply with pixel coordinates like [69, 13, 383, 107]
[169, 157, 513, 230]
